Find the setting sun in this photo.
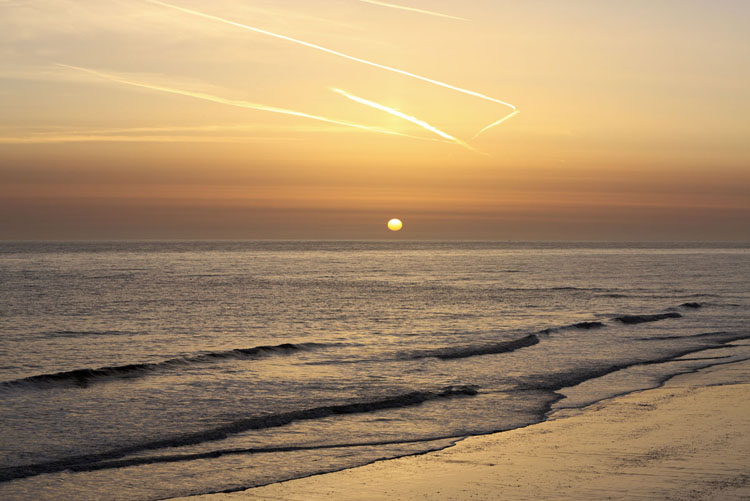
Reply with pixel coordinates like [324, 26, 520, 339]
[387, 218, 403, 231]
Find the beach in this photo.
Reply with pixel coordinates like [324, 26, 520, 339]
[193, 359, 750, 500]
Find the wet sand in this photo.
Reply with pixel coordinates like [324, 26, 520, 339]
[191, 360, 750, 500]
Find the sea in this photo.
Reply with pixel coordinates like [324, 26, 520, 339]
[1, 241, 748, 500]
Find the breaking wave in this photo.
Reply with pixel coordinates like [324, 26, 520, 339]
[679, 302, 703, 309]
[403, 334, 539, 360]
[539, 321, 605, 335]
[614, 312, 682, 324]
[1, 342, 334, 389]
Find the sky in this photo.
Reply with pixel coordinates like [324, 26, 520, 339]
[1, 0, 748, 240]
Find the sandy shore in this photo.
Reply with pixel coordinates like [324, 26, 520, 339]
[191, 360, 750, 500]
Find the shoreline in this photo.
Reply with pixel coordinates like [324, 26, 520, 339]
[186, 357, 750, 500]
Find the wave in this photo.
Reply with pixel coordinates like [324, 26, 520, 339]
[614, 312, 682, 324]
[0, 385, 478, 483]
[638, 331, 742, 342]
[404, 334, 539, 360]
[19, 435, 464, 477]
[83, 273, 137, 280]
[539, 321, 605, 335]
[48, 330, 141, 338]
[571, 321, 605, 329]
[522, 286, 611, 292]
[0, 342, 333, 389]
[673, 355, 734, 362]
[666, 302, 705, 312]
[679, 302, 703, 309]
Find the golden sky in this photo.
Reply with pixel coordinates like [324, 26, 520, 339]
[1, 0, 748, 239]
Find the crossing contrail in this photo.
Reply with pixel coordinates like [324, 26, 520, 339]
[143, 0, 515, 112]
[472, 110, 519, 139]
[331, 88, 474, 151]
[58, 64, 438, 141]
[357, 0, 468, 21]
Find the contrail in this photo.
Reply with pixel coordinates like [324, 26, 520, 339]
[472, 110, 519, 139]
[331, 88, 473, 151]
[357, 0, 469, 21]
[143, 0, 514, 111]
[0, 135, 297, 144]
[58, 64, 433, 141]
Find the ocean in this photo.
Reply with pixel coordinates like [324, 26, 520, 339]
[1, 241, 748, 500]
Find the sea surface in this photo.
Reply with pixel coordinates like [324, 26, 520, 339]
[1, 241, 749, 500]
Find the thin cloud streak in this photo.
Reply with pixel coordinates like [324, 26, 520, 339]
[57, 64, 431, 141]
[144, 0, 515, 111]
[0, 124, 377, 135]
[472, 110, 519, 139]
[357, 0, 468, 21]
[331, 88, 473, 151]
[0, 135, 298, 144]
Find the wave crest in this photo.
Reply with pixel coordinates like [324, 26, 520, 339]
[1, 342, 333, 389]
[614, 313, 682, 324]
[404, 334, 539, 360]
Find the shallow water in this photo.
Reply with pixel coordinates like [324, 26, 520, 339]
[0, 241, 748, 499]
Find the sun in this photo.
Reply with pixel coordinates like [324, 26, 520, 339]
[387, 218, 403, 231]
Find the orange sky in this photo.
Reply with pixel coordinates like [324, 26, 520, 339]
[1, 0, 748, 239]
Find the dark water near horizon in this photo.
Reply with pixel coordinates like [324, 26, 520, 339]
[1, 241, 749, 500]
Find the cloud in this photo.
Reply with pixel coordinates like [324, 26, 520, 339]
[357, 0, 468, 21]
